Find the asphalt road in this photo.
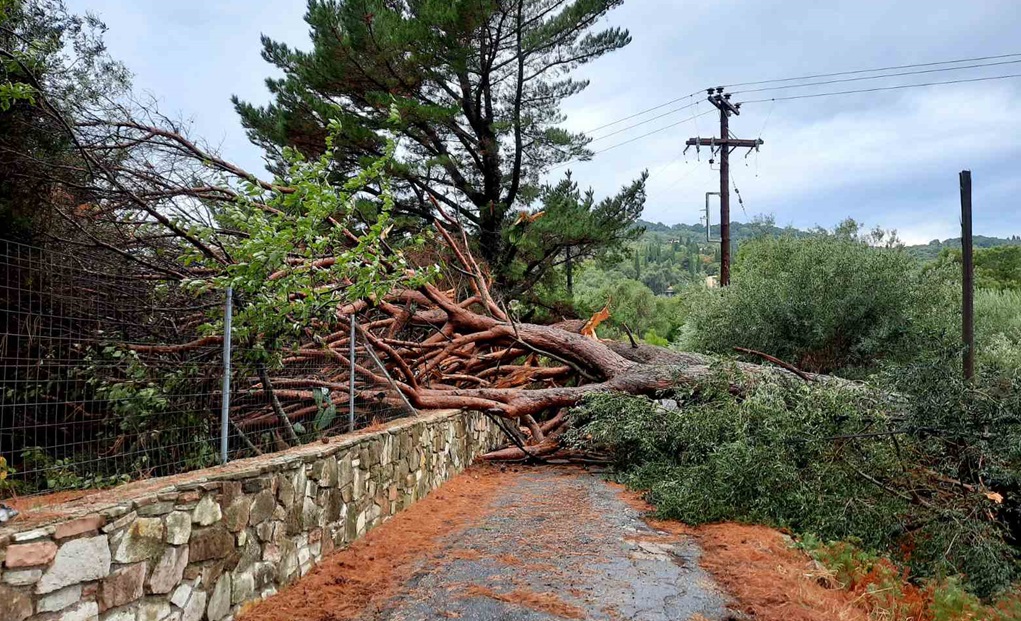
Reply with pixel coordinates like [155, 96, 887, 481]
[369, 468, 735, 621]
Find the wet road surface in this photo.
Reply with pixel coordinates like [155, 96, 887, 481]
[369, 468, 734, 620]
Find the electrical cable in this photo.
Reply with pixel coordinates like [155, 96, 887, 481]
[583, 90, 703, 134]
[588, 99, 699, 142]
[738, 72, 1021, 105]
[731, 58, 1021, 95]
[723, 51, 1021, 89]
[576, 52, 1021, 139]
[550, 109, 715, 171]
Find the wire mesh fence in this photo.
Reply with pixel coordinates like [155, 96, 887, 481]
[0, 240, 414, 500]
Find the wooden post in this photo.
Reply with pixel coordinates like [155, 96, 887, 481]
[960, 170, 975, 382]
[686, 89, 761, 286]
[719, 105, 731, 286]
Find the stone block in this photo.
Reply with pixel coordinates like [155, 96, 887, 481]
[4, 540, 57, 568]
[315, 456, 338, 488]
[275, 474, 294, 507]
[181, 589, 205, 621]
[275, 540, 298, 584]
[112, 518, 165, 563]
[138, 598, 171, 621]
[3, 568, 42, 587]
[164, 512, 191, 546]
[38, 535, 111, 594]
[169, 583, 192, 608]
[222, 496, 250, 533]
[188, 525, 233, 563]
[230, 570, 254, 605]
[12, 528, 52, 542]
[218, 482, 243, 509]
[191, 496, 222, 526]
[37, 583, 81, 613]
[102, 605, 139, 621]
[54, 514, 105, 540]
[60, 600, 100, 621]
[100, 562, 146, 611]
[102, 511, 138, 534]
[148, 545, 188, 594]
[137, 502, 176, 518]
[206, 574, 231, 621]
[0, 584, 32, 621]
[247, 490, 275, 527]
[241, 476, 269, 494]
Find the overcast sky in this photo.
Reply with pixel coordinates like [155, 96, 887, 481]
[68, 0, 1021, 243]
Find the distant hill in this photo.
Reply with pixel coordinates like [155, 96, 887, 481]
[635, 219, 1021, 260]
[901, 235, 1021, 260]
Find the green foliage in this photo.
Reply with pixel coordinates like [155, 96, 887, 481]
[235, 0, 638, 289]
[186, 117, 434, 357]
[0, 80, 33, 109]
[976, 289, 1021, 373]
[567, 363, 1021, 599]
[311, 388, 338, 434]
[21, 447, 130, 491]
[798, 537, 1021, 620]
[566, 378, 908, 549]
[507, 171, 646, 303]
[937, 246, 1021, 291]
[0, 0, 130, 241]
[908, 234, 1021, 262]
[573, 271, 692, 342]
[680, 221, 957, 374]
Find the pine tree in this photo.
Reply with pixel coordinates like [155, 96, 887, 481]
[234, 0, 637, 288]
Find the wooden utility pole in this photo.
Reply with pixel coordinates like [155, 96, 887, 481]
[686, 88, 763, 286]
[960, 170, 975, 382]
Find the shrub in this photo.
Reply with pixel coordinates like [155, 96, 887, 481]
[679, 225, 957, 374]
[800, 537, 1021, 620]
[976, 289, 1021, 373]
[567, 366, 1020, 599]
[573, 272, 694, 342]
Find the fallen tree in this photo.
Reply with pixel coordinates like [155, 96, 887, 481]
[249, 212, 820, 461]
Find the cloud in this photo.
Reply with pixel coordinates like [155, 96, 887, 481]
[66, 0, 1021, 238]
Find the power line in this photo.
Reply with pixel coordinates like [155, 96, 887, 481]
[583, 90, 703, 134]
[737, 72, 1021, 105]
[546, 54, 1021, 173]
[577, 52, 1021, 139]
[731, 58, 1021, 95]
[551, 109, 715, 171]
[588, 100, 699, 142]
[723, 52, 1021, 88]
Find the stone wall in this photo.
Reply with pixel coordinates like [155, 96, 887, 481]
[0, 410, 502, 621]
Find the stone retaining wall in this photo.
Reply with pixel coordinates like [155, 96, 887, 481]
[0, 410, 502, 621]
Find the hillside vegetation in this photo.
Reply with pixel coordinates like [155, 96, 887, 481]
[569, 220, 1021, 609]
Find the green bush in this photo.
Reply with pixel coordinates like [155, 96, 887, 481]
[976, 289, 1021, 373]
[567, 365, 1020, 599]
[573, 271, 694, 342]
[679, 224, 957, 374]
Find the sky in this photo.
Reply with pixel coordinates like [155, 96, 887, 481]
[67, 0, 1021, 244]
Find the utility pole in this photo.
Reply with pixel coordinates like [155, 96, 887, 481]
[686, 88, 763, 286]
[960, 170, 975, 382]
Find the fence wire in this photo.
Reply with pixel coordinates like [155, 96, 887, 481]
[0, 240, 415, 499]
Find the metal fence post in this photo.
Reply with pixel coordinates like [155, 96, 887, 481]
[349, 314, 356, 433]
[220, 286, 233, 464]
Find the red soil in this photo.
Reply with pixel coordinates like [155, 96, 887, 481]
[612, 484, 871, 621]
